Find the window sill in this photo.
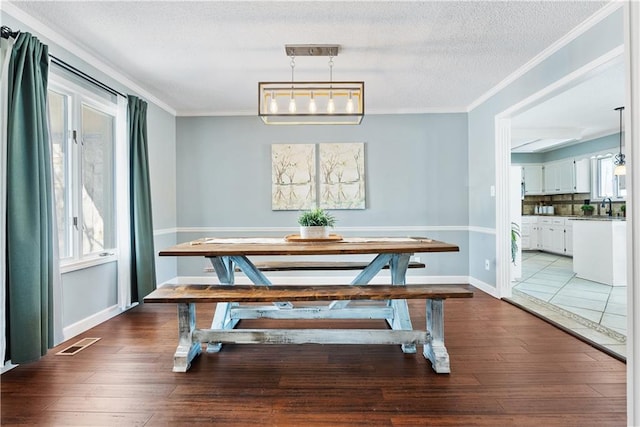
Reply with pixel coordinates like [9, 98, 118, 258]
[61, 253, 117, 274]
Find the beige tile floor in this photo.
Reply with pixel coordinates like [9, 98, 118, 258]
[511, 251, 626, 359]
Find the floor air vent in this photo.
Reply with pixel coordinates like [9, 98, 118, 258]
[56, 337, 101, 356]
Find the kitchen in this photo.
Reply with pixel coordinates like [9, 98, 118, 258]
[509, 58, 627, 359]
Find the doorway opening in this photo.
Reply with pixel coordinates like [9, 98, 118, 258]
[494, 47, 627, 360]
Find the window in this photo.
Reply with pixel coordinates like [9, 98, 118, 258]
[593, 154, 626, 200]
[48, 77, 119, 266]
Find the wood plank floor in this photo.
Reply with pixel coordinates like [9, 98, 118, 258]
[1, 287, 626, 426]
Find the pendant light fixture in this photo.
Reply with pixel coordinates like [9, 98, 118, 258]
[613, 106, 626, 176]
[259, 44, 364, 125]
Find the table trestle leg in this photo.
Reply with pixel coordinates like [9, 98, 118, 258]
[208, 256, 239, 352]
[232, 255, 292, 309]
[173, 303, 201, 372]
[389, 253, 410, 285]
[423, 298, 450, 373]
[387, 253, 416, 353]
[329, 253, 393, 310]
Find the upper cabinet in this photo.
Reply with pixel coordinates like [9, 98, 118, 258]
[519, 157, 590, 195]
[543, 159, 574, 194]
[522, 164, 544, 195]
[574, 158, 591, 193]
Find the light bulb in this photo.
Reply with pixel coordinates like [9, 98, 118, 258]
[288, 96, 297, 113]
[308, 92, 317, 113]
[269, 92, 278, 113]
[614, 164, 626, 176]
[327, 94, 335, 114]
[345, 92, 354, 114]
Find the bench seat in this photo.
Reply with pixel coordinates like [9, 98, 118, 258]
[145, 284, 472, 303]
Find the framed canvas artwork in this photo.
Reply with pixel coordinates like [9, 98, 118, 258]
[319, 142, 365, 209]
[271, 144, 316, 210]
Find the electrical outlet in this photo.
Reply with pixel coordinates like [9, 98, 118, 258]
[485, 259, 490, 271]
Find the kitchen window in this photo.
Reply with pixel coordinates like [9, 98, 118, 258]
[592, 153, 626, 200]
[48, 75, 119, 268]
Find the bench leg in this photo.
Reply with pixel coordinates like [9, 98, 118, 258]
[423, 299, 450, 374]
[173, 303, 201, 372]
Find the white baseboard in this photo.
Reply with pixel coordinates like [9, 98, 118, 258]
[1, 360, 18, 374]
[62, 304, 132, 343]
[468, 276, 500, 298]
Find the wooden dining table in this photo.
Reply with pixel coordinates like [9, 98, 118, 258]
[157, 236, 460, 365]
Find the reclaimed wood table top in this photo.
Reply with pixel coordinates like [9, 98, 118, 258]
[158, 236, 460, 257]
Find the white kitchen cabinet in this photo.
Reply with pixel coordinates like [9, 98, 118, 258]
[522, 164, 544, 195]
[536, 217, 570, 255]
[539, 217, 552, 251]
[574, 158, 591, 193]
[544, 159, 574, 194]
[520, 216, 538, 250]
[558, 160, 576, 194]
[519, 158, 591, 196]
[530, 220, 539, 250]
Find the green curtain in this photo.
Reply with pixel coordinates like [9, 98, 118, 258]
[5, 32, 53, 363]
[128, 95, 156, 302]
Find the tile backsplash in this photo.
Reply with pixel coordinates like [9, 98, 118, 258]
[523, 193, 626, 217]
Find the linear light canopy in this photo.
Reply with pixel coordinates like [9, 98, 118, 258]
[259, 44, 364, 125]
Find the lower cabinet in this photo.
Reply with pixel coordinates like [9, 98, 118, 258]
[523, 216, 572, 256]
[521, 217, 537, 250]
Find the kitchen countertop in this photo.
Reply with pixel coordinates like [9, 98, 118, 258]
[568, 216, 626, 221]
[523, 214, 625, 221]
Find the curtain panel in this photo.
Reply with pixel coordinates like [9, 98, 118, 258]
[1, 34, 17, 365]
[5, 32, 53, 363]
[128, 95, 156, 302]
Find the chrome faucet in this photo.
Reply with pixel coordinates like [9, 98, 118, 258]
[601, 197, 613, 216]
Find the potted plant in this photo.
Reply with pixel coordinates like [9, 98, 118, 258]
[511, 222, 520, 264]
[580, 204, 594, 216]
[621, 204, 626, 217]
[297, 208, 336, 239]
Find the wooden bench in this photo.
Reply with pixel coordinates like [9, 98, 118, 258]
[204, 260, 426, 273]
[144, 284, 473, 374]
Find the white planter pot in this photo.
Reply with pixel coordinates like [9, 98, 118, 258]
[299, 226, 328, 239]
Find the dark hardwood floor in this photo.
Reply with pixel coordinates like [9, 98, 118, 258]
[1, 287, 626, 426]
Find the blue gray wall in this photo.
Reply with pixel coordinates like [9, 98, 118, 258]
[468, 8, 624, 288]
[175, 113, 469, 277]
[147, 104, 177, 284]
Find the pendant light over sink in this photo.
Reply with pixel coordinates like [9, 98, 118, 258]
[613, 106, 626, 176]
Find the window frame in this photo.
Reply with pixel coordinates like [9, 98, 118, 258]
[48, 74, 120, 272]
[590, 150, 627, 202]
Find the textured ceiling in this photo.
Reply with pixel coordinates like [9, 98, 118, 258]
[6, 1, 609, 116]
